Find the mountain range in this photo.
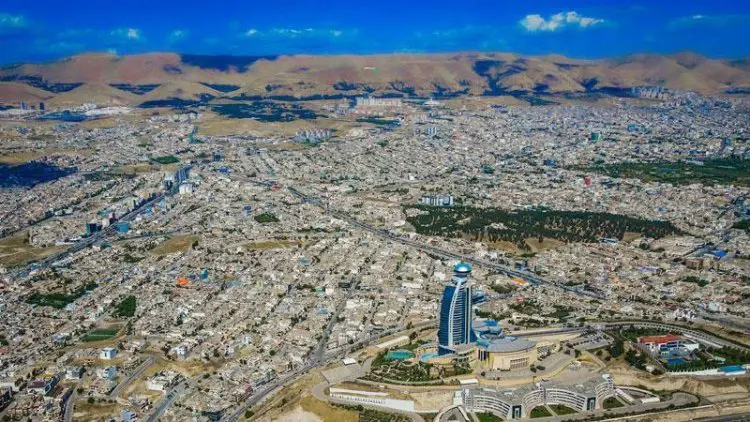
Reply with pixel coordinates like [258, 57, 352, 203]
[1, 51, 749, 107]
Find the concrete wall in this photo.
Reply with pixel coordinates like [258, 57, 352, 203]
[330, 393, 416, 412]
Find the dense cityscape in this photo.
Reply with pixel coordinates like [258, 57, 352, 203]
[0, 86, 749, 422]
[1, 2, 750, 421]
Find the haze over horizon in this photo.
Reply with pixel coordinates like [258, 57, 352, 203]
[1, 0, 750, 64]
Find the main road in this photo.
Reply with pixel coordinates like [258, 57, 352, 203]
[227, 172, 595, 299]
[286, 186, 603, 300]
[9, 165, 191, 281]
[109, 356, 155, 398]
[221, 321, 435, 422]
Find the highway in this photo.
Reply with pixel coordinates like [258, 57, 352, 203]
[62, 383, 78, 422]
[145, 381, 188, 422]
[286, 185, 603, 300]
[226, 172, 589, 299]
[9, 165, 191, 281]
[109, 356, 155, 398]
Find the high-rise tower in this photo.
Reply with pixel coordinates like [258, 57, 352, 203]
[438, 262, 474, 355]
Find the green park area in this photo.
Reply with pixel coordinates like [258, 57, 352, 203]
[476, 412, 503, 422]
[530, 406, 552, 418]
[603, 397, 625, 409]
[405, 205, 681, 250]
[25, 281, 98, 309]
[151, 155, 180, 165]
[254, 213, 280, 223]
[550, 404, 578, 415]
[82, 328, 119, 342]
[576, 157, 750, 187]
[114, 295, 137, 318]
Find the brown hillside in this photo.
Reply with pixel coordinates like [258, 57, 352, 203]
[0, 82, 54, 103]
[1, 51, 747, 106]
[48, 83, 136, 106]
[140, 81, 222, 101]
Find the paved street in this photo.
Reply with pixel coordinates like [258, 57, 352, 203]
[109, 356, 155, 398]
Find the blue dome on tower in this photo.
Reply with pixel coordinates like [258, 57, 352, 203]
[454, 262, 472, 273]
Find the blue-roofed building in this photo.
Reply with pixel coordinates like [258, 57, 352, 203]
[420, 262, 550, 371]
[114, 222, 130, 234]
[473, 319, 503, 338]
[438, 263, 474, 355]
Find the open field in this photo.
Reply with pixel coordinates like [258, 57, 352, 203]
[0, 148, 95, 165]
[197, 109, 359, 137]
[297, 395, 358, 422]
[73, 401, 121, 422]
[0, 232, 67, 268]
[150, 235, 199, 255]
[243, 239, 303, 250]
[111, 163, 165, 175]
[524, 237, 566, 253]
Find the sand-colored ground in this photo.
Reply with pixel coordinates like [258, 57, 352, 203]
[0, 232, 67, 267]
[622, 231, 643, 242]
[252, 368, 358, 422]
[72, 401, 121, 422]
[273, 406, 323, 422]
[150, 235, 199, 256]
[409, 390, 453, 411]
[244, 240, 304, 250]
[0, 148, 95, 164]
[524, 237, 566, 252]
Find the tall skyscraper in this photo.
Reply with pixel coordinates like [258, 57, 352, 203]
[438, 262, 474, 355]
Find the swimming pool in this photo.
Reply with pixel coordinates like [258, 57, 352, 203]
[386, 350, 414, 361]
[719, 365, 746, 373]
[666, 357, 687, 366]
[420, 352, 439, 362]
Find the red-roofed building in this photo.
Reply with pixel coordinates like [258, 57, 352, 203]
[638, 334, 699, 353]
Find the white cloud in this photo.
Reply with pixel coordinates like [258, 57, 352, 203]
[273, 28, 302, 35]
[0, 13, 27, 29]
[669, 14, 750, 29]
[241, 27, 351, 40]
[110, 27, 142, 41]
[520, 11, 605, 32]
[168, 29, 188, 43]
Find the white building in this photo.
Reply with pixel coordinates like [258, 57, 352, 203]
[96, 366, 116, 380]
[100, 347, 118, 360]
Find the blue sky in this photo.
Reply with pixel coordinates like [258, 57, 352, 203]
[1, 0, 749, 64]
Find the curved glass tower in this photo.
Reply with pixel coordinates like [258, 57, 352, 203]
[438, 262, 474, 355]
